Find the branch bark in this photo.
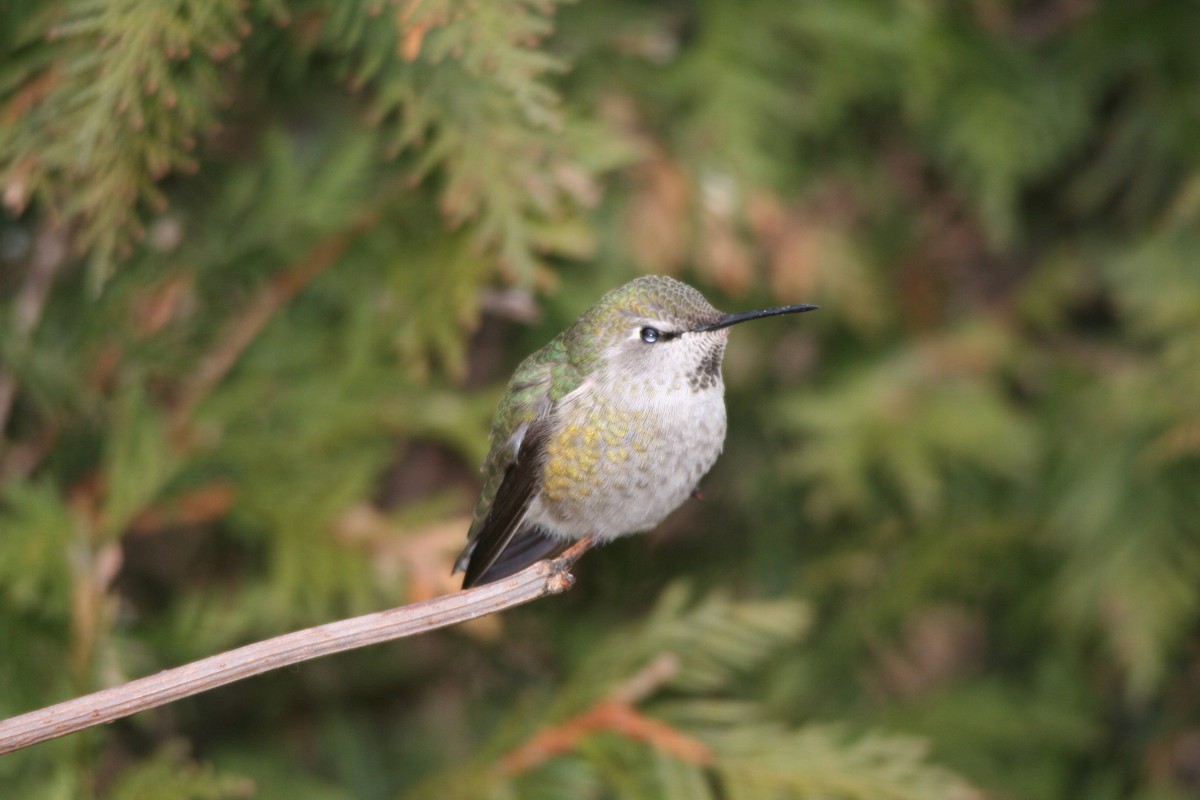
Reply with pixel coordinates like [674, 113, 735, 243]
[0, 537, 594, 755]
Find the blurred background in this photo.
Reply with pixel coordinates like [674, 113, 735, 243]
[2, 1, 1200, 798]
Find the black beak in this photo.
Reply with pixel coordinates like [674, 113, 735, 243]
[692, 304, 819, 333]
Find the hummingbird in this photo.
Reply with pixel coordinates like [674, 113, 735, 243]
[454, 275, 818, 588]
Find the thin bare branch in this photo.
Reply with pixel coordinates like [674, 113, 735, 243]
[0, 536, 595, 755]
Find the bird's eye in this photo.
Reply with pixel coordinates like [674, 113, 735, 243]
[640, 327, 661, 344]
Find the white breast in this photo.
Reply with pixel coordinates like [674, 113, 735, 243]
[530, 372, 727, 542]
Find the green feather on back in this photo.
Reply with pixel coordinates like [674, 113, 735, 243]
[468, 334, 583, 535]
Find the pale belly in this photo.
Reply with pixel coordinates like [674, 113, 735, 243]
[529, 382, 727, 541]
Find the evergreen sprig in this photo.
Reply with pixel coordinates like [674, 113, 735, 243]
[406, 585, 971, 800]
[0, 0, 252, 283]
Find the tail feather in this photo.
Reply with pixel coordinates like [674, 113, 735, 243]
[456, 525, 569, 588]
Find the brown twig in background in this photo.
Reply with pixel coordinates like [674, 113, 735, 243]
[0, 220, 69, 452]
[0, 424, 58, 485]
[168, 208, 382, 439]
[0, 536, 595, 756]
[500, 651, 713, 775]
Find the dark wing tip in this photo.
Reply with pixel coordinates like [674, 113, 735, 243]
[456, 419, 553, 589]
[460, 525, 568, 588]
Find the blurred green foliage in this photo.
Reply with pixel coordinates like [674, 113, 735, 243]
[2, 0, 1200, 798]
